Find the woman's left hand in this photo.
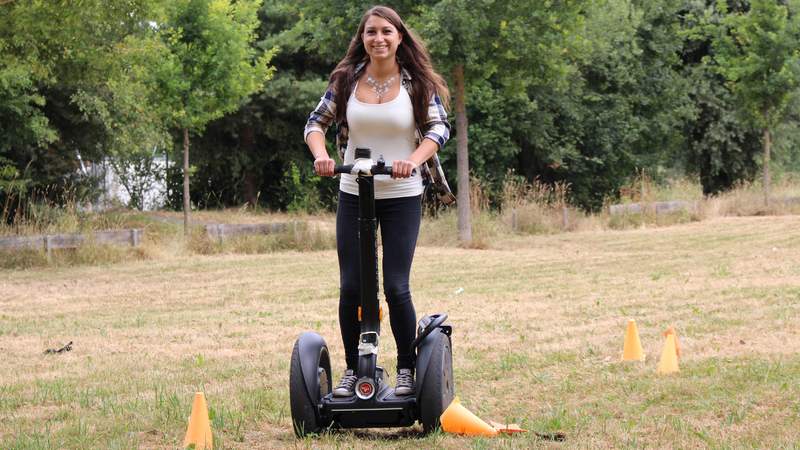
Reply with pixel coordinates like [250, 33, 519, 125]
[392, 160, 417, 179]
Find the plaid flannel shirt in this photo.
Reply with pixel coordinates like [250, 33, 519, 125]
[304, 64, 456, 205]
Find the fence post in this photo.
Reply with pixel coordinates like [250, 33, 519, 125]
[216, 224, 224, 244]
[129, 229, 141, 247]
[44, 235, 52, 262]
[511, 209, 518, 232]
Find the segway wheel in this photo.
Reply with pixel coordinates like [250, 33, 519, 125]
[419, 330, 455, 433]
[289, 334, 332, 437]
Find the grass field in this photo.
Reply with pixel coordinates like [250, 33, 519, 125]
[2, 215, 799, 448]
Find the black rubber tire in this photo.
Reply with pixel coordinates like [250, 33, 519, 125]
[289, 338, 331, 437]
[418, 330, 455, 433]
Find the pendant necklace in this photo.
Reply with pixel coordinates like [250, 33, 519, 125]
[365, 73, 397, 102]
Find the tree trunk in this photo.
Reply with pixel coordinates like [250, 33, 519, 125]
[243, 172, 257, 208]
[240, 123, 258, 207]
[762, 127, 771, 207]
[453, 64, 471, 244]
[183, 127, 190, 235]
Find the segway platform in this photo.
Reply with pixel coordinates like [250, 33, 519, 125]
[320, 380, 418, 428]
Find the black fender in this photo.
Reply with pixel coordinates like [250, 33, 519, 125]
[410, 313, 448, 350]
[295, 332, 331, 407]
[414, 325, 452, 405]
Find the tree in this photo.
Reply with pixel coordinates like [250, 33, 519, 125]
[712, 0, 800, 205]
[679, 1, 760, 195]
[0, 0, 161, 214]
[554, 0, 693, 209]
[141, 0, 274, 232]
[186, 0, 336, 211]
[415, 0, 583, 243]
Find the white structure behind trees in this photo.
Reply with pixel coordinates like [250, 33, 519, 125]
[81, 150, 169, 211]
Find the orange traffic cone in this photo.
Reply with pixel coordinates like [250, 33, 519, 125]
[663, 326, 681, 359]
[657, 333, 680, 374]
[440, 397, 499, 437]
[183, 392, 213, 449]
[622, 319, 645, 361]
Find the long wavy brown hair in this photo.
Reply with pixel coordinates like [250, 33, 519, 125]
[329, 5, 450, 129]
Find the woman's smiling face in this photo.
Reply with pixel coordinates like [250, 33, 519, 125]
[362, 15, 402, 62]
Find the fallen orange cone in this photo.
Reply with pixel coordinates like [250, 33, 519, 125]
[440, 397, 498, 436]
[183, 392, 213, 449]
[622, 319, 645, 361]
[657, 333, 680, 374]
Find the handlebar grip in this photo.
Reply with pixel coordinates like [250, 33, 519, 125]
[371, 166, 393, 176]
[375, 167, 416, 176]
[334, 165, 354, 175]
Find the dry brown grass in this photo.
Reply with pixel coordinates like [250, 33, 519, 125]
[2, 215, 800, 448]
[699, 177, 800, 218]
[3, 174, 799, 271]
[612, 172, 800, 226]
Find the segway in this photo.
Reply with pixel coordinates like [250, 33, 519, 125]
[289, 148, 455, 436]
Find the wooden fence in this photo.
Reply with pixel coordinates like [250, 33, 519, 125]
[205, 222, 296, 242]
[0, 229, 143, 258]
[608, 196, 800, 216]
[609, 200, 695, 216]
[510, 206, 571, 232]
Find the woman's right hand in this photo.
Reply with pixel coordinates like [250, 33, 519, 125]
[314, 156, 336, 177]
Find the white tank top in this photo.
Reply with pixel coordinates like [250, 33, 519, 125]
[339, 83, 423, 199]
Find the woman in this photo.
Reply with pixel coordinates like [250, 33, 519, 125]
[304, 5, 453, 397]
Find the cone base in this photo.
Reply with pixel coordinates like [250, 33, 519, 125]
[183, 392, 213, 450]
[440, 398, 498, 437]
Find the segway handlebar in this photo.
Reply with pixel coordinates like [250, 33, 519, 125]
[333, 164, 391, 176]
[332, 163, 416, 177]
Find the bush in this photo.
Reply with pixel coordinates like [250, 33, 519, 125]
[497, 171, 585, 234]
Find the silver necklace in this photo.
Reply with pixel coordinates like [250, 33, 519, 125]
[365, 73, 397, 102]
